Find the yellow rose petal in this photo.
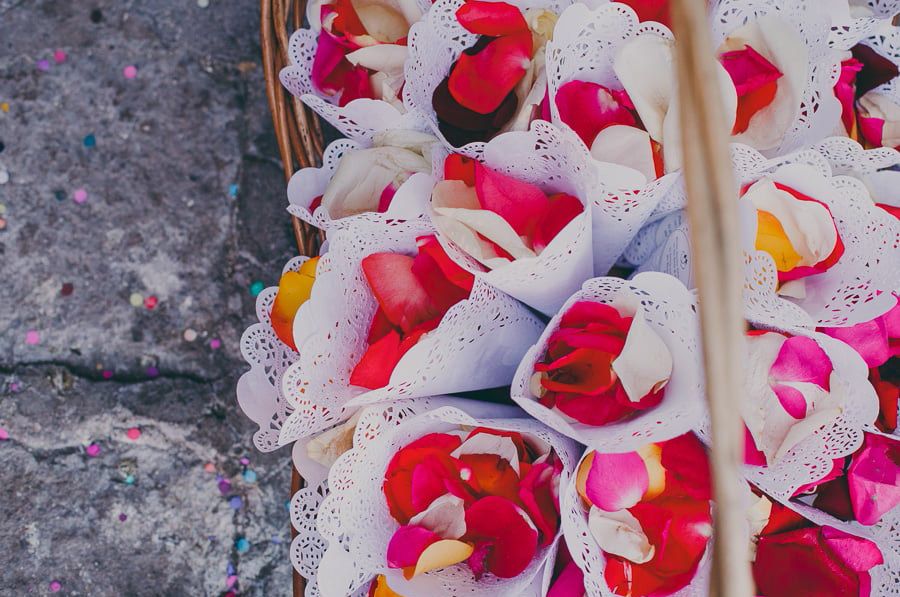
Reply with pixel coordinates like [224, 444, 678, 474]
[756, 210, 802, 273]
[575, 452, 595, 506]
[371, 575, 404, 597]
[638, 443, 666, 500]
[405, 540, 474, 579]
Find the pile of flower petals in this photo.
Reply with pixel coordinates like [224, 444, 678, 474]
[383, 427, 563, 580]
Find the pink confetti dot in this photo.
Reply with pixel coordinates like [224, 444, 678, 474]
[86, 443, 101, 457]
[203, 462, 216, 473]
[240, 457, 250, 465]
[226, 575, 238, 588]
[53, 50, 67, 64]
[209, 338, 221, 350]
[49, 580, 62, 592]
[102, 370, 113, 379]
[126, 427, 141, 440]
[72, 188, 88, 204]
[123, 65, 138, 79]
[25, 330, 40, 345]
[144, 295, 158, 310]
[0, 428, 9, 441]
[36, 59, 50, 71]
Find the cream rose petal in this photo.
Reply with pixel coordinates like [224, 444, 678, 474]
[384, 172, 434, 219]
[611, 306, 673, 402]
[588, 506, 655, 564]
[306, 412, 360, 467]
[614, 33, 675, 143]
[433, 206, 537, 263]
[451, 432, 520, 473]
[350, 0, 419, 42]
[859, 91, 900, 147]
[346, 44, 409, 78]
[721, 15, 809, 150]
[590, 125, 657, 183]
[408, 494, 467, 539]
[744, 178, 838, 267]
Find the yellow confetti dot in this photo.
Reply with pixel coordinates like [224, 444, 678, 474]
[0, 103, 8, 113]
[129, 292, 143, 307]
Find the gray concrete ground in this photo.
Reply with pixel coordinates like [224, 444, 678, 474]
[0, 1, 301, 594]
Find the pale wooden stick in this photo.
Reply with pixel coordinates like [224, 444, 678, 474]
[668, 1, 755, 596]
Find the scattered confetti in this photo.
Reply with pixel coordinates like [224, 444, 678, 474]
[145, 366, 159, 378]
[90, 8, 103, 22]
[102, 370, 113, 379]
[25, 330, 40, 345]
[125, 474, 135, 485]
[53, 50, 67, 64]
[242, 469, 257, 484]
[49, 581, 62, 593]
[72, 188, 88, 203]
[209, 338, 222, 350]
[204, 462, 216, 473]
[86, 443, 101, 457]
[183, 328, 198, 342]
[218, 479, 232, 494]
[123, 65, 138, 79]
[249, 281, 264, 297]
[235, 537, 250, 553]
[119, 513, 128, 522]
[83, 134, 96, 148]
[129, 292, 143, 307]
[61, 282, 74, 296]
[228, 183, 238, 198]
[126, 427, 141, 440]
[144, 295, 158, 310]
[36, 59, 50, 71]
[228, 496, 243, 510]
[0, 428, 8, 441]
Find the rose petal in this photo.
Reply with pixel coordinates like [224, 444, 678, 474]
[588, 506, 655, 564]
[383, 433, 464, 523]
[590, 125, 661, 182]
[538, 348, 617, 395]
[361, 253, 440, 333]
[448, 32, 533, 114]
[345, 44, 408, 76]
[658, 434, 712, 501]
[533, 193, 584, 253]
[433, 74, 519, 146]
[350, 328, 403, 389]
[415, 234, 475, 292]
[719, 45, 783, 135]
[547, 559, 585, 597]
[410, 248, 471, 314]
[432, 204, 536, 264]
[459, 453, 520, 502]
[518, 461, 561, 546]
[770, 335, 832, 389]
[271, 260, 319, 351]
[560, 301, 630, 329]
[584, 451, 648, 512]
[611, 305, 672, 403]
[452, 432, 520, 472]
[617, 0, 670, 27]
[555, 80, 636, 147]
[444, 154, 477, 186]
[553, 388, 638, 426]
[455, 0, 528, 36]
[772, 383, 810, 419]
[474, 161, 550, 238]
[409, 493, 467, 539]
[852, 43, 900, 96]
[463, 496, 539, 579]
[387, 525, 440, 569]
[312, 30, 357, 95]
[614, 33, 675, 143]
[408, 539, 475, 578]
[835, 58, 863, 134]
[847, 432, 900, 526]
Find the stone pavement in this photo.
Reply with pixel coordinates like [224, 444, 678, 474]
[0, 1, 301, 594]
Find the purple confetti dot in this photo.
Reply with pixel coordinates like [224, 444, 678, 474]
[37, 59, 50, 71]
[145, 366, 159, 378]
[239, 457, 250, 466]
[217, 479, 232, 495]
[9, 382, 20, 392]
[49, 580, 61, 592]
[228, 496, 243, 510]
[209, 338, 221, 350]
[226, 563, 235, 575]
[119, 513, 127, 522]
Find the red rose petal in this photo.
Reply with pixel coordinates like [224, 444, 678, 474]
[537, 348, 617, 395]
[455, 0, 528, 36]
[367, 307, 396, 344]
[361, 253, 440, 334]
[658, 433, 712, 501]
[460, 453, 521, 502]
[518, 461, 561, 546]
[474, 161, 550, 238]
[617, 0, 671, 27]
[533, 193, 584, 252]
[311, 30, 356, 95]
[811, 475, 855, 521]
[560, 301, 630, 329]
[448, 32, 533, 114]
[350, 328, 403, 389]
[434, 73, 519, 146]
[555, 81, 636, 147]
[383, 433, 464, 523]
[463, 496, 539, 579]
[387, 525, 441, 569]
[552, 387, 638, 426]
[852, 43, 900, 96]
[443, 154, 477, 186]
[411, 250, 472, 314]
[338, 64, 376, 107]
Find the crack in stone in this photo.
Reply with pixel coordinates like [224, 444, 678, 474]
[0, 361, 229, 385]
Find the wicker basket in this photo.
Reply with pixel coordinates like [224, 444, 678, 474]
[259, 0, 754, 594]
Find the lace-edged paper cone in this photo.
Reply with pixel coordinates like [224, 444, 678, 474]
[696, 326, 880, 500]
[287, 138, 435, 231]
[314, 402, 581, 597]
[560, 447, 715, 597]
[511, 273, 707, 452]
[277, 218, 545, 445]
[238, 256, 316, 452]
[627, 144, 900, 327]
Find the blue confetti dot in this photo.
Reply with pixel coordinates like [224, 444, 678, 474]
[83, 134, 96, 148]
[228, 496, 243, 510]
[228, 183, 239, 198]
[242, 469, 257, 484]
[226, 563, 235, 576]
[249, 281, 264, 297]
[236, 538, 250, 553]
[124, 474, 135, 485]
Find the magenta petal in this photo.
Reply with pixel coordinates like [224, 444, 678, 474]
[847, 433, 900, 526]
[474, 162, 550, 238]
[554, 80, 636, 147]
[769, 336, 832, 389]
[820, 525, 884, 572]
[719, 45, 782, 95]
[584, 451, 648, 511]
[859, 114, 886, 148]
[386, 525, 441, 569]
[410, 458, 454, 513]
[547, 560, 585, 597]
[772, 383, 809, 419]
[311, 30, 352, 94]
[821, 318, 890, 369]
[836, 59, 863, 133]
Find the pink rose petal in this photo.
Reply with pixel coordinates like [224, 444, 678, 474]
[386, 525, 440, 569]
[847, 433, 900, 526]
[584, 451, 648, 511]
[769, 336, 832, 390]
